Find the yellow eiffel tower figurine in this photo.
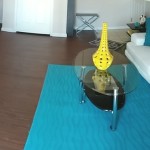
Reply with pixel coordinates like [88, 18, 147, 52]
[92, 23, 113, 70]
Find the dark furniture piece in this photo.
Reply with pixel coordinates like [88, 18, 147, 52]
[127, 23, 146, 36]
[66, 0, 75, 37]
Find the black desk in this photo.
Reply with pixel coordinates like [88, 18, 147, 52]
[127, 23, 146, 36]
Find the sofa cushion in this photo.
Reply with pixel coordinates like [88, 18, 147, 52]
[144, 18, 150, 46]
[131, 33, 146, 46]
[126, 42, 150, 76]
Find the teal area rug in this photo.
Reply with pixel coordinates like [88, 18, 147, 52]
[24, 65, 150, 150]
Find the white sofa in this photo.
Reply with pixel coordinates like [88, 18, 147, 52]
[125, 33, 150, 83]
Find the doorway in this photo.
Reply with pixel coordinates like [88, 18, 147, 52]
[15, 0, 52, 34]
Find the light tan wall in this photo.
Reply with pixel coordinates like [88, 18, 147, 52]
[3, 0, 147, 35]
[75, 0, 131, 29]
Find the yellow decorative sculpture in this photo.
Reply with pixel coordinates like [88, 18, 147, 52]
[92, 70, 111, 92]
[92, 69, 117, 92]
[92, 23, 113, 70]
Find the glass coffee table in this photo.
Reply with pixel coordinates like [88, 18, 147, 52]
[74, 48, 139, 130]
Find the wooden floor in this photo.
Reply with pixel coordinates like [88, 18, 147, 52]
[0, 30, 128, 149]
[0, 31, 99, 150]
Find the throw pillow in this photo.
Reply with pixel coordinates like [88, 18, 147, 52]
[144, 18, 150, 46]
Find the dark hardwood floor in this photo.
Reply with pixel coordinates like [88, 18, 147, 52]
[0, 31, 96, 150]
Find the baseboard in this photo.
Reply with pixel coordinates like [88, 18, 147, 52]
[97, 26, 129, 30]
[1, 28, 67, 37]
[50, 33, 67, 37]
[74, 26, 128, 31]
[1, 27, 16, 32]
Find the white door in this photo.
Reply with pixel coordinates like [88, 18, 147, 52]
[16, 0, 52, 34]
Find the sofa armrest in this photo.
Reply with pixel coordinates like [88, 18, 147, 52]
[131, 33, 146, 46]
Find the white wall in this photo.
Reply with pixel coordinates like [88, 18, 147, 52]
[2, 0, 68, 37]
[75, 0, 131, 29]
[0, 0, 3, 23]
[2, 0, 147, 36]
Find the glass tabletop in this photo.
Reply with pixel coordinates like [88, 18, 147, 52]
[74, 48, 139, 96]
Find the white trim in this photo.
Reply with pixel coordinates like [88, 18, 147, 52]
[1, 27, 16, 32]
[49, 0, 54, 34]
[14, 0, 18, 32]
[50, 33, 67, 37]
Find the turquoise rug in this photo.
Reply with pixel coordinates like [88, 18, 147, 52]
[24, 64, 150, 150]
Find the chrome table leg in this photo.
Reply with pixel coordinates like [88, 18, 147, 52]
[110, 87, 119, 130]
[79, 66, 86, 104]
